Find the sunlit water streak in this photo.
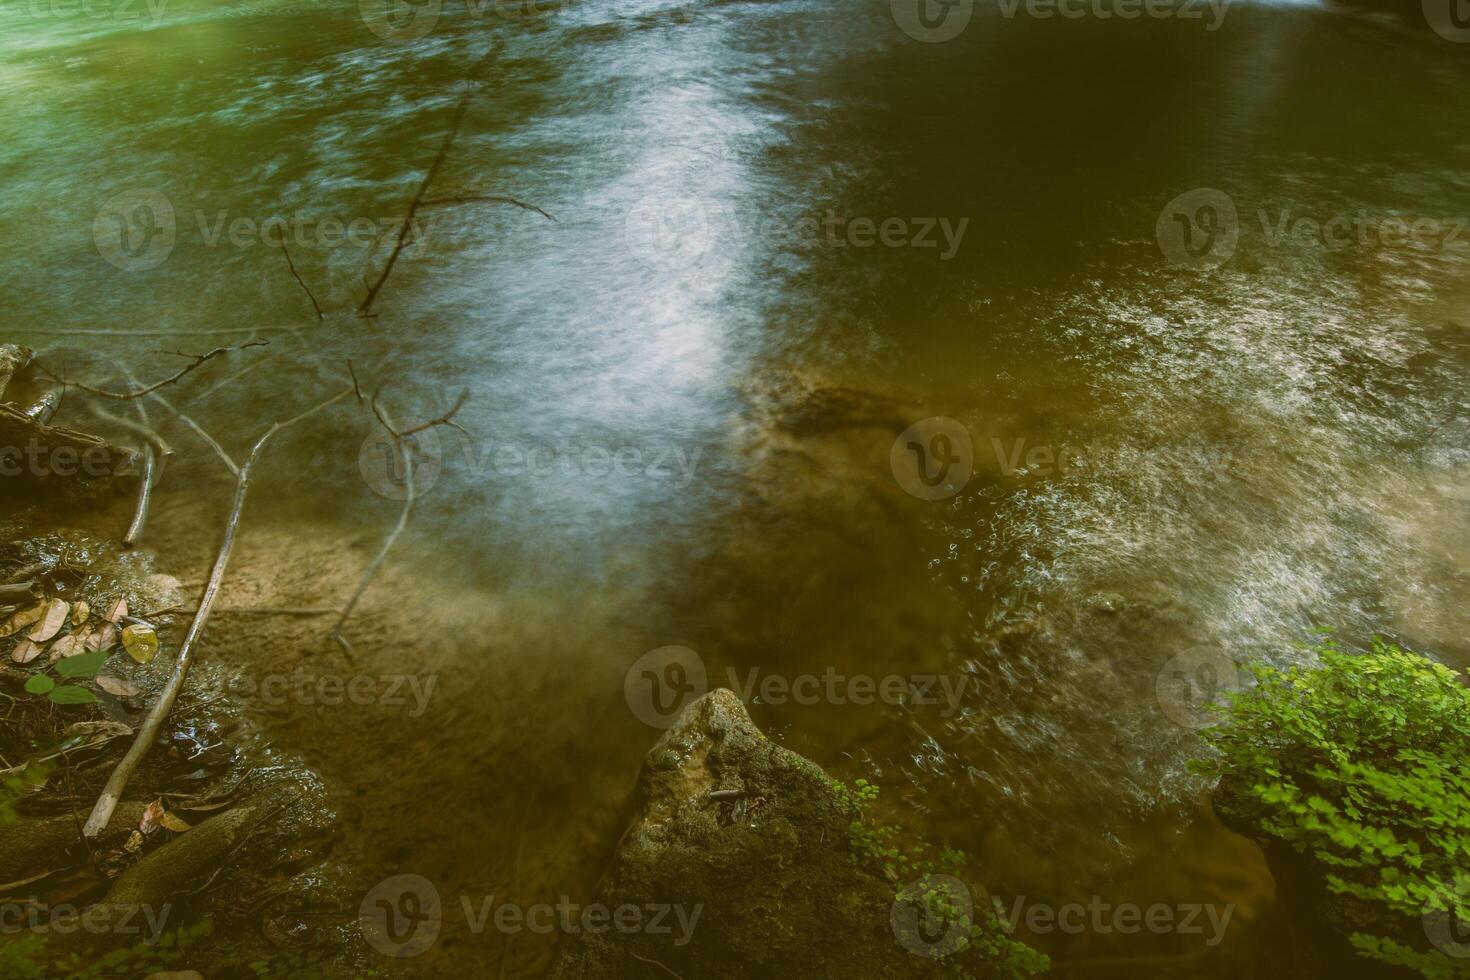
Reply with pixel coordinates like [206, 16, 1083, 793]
[2, 0, 1468, 972]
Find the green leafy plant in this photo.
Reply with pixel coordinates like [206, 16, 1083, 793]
[0, 920, 211, 979]
[1194, 637, 1470, 979]
[839, 778, 1049, 979]
[22, 650, 109, 706]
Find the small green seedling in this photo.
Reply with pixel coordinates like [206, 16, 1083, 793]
[23, 650, 109, 706]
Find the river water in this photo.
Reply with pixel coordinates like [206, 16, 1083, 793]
[4, 0, 1469, 975]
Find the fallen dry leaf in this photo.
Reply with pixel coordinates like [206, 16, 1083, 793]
[47, 630, 90, 663]
[104, 597, 128, 624]
[65, 720, 132, 739]
[123, 830, 143, 853]
[0, 603, 45, 638]
[94, 674, 138, 698]
[122, 624, 158, 664]
[72, 601, 90, 625]
[86, 621, 119, 653]
[29, 599, 70, 643]
[159, 812, 191, 833]
[10, 638, 44, 664]
[139, 799, 166, 834]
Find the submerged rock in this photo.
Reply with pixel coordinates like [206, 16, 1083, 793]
[549, 690, 919, 978]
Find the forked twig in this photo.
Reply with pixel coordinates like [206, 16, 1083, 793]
[35, 340, 268, 402]
[82, 385, 355, 837]
[330, 384, 469, 654]
[420, 195, 556, 223]
[356, 40, 551, 315]
[281, 243, 326, 319]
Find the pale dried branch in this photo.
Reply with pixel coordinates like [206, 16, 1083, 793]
[82, 385, 354, 837]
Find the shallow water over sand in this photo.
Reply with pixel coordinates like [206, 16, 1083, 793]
[4, 0, 1468, 973]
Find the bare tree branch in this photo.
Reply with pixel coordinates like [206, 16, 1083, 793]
[331, 384, 468, 654]
[420, 195, 556, 223]
[35, 340, 269, 402]
[281, 243, 326, 319]
[82, 384, 355, 837]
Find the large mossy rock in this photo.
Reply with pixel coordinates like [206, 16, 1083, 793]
[550, 690, 918, 979]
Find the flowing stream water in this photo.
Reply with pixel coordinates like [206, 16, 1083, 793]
[3, 0, 1469, 974]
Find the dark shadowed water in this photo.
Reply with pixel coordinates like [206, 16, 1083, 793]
[4, 0, 1468, 974]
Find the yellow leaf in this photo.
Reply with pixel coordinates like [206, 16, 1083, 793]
[0, 603, 45, 638]
[159, 812, 191, 833]
[121, 624, 158, 664]
[73, 601, 90, 626]
[29, 599, 69, 643]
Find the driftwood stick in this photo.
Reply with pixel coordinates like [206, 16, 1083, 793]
[148, 393, 237, 475]
[121, 378, 161, 546]
[4, 563, 46, 585]
[123, 445, 155, 547]
[420, 194, 556, 223]
[82, 387, 353, 837]
[34, 340, 268, 402]
[357, 93, 476, 316]
[281, 243, 326, 319]
[331, 386, 467, 653]
[23, 387, 62, 424]
[355, 37, 511, 314]
[0, 582, 33, 604]
[89, 405, 172, 463]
